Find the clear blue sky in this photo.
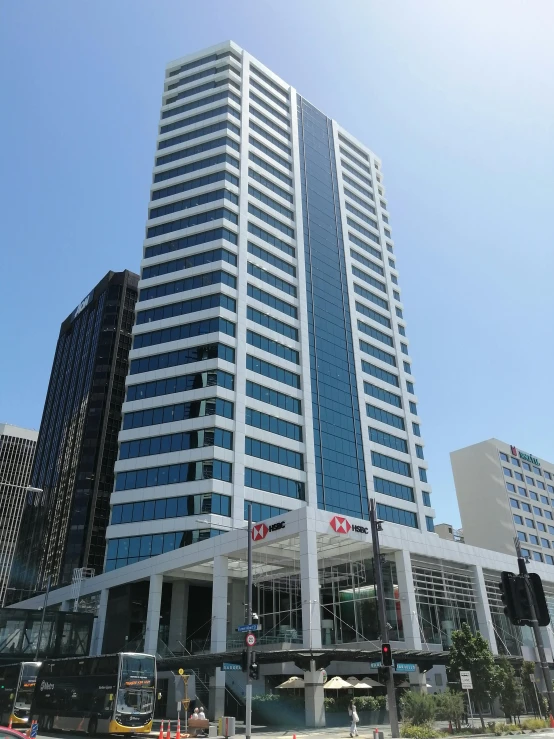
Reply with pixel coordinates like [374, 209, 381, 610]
[2, 0, 554, 527]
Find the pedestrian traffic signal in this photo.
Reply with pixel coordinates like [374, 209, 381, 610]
[381, 643, 393, 667]
[241, 649, 248, 672]
[249, 661, 259, 680]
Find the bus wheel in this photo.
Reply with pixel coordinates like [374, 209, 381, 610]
[88, 717, 98, 736]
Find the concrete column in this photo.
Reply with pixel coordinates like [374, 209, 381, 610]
[394, 549, 422, 649]
[168, 581, 189, 652]
[144, 574, 163, 656]
[91, 589, 109, 656]
[211, 556, 229, 652]
[300, 525, 321, 648]
[60, 600, 72, 612]
[471, 565, 498, 654]
[208, 668, 226, 721]
[408, 668, 428, 693]
[304, 661, 325, 728]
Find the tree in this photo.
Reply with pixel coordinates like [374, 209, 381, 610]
[435, 690, 465, 731]
[521, 660, 541, 717]
[496, 657, 525, 723]
[400, 691, 436, 725]
[447, 623, 500, 729]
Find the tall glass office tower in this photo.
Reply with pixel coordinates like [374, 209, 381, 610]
[107, 41, 435, 572]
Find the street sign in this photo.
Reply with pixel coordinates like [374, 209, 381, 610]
[237, 624, 262, 632]
[245, 633, 257, 647]
[395, 663, 417, 673]
[460, 671, 473, 690]
[222, 663, 242, 671]
[529, 674, 536, 684]
[175, 676, 185, 701]
[370, 661, 382, 668]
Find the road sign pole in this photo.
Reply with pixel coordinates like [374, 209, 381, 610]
[245, 503, 253, 739]
[370, 498, 399, 739]
[515, 538, 554, 714]
[466, 690, 474, 727]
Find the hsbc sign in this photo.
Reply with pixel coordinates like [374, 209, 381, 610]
[329, 515, 368, 536]
[252, 521, 285, 541]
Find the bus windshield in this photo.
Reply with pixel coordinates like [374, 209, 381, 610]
[118, 655, 155, 716]
[14, 663, 40, 717]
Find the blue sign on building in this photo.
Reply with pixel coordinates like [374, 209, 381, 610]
[222, 663, 242, 671]
[395, 663, 416, 673]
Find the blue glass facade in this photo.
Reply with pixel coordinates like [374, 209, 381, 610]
[297, 98, 368, 518]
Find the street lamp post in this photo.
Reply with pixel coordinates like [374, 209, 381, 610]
[34, 574, 52, 660]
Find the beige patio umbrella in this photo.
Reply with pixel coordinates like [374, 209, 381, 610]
[276, 676, 305, 689]
[362, 677, 384, 687]
[347, 677, 373, 690]
[324, 675, 353, 698]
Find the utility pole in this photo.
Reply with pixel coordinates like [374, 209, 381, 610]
[245, 504, 253, 739]
[370, 499, 399, 738]
[514, 538, 554, 714]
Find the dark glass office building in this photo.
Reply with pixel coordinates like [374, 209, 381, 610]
[8, 270, 138, 601]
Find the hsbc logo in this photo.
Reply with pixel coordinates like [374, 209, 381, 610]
[252, 521, 285, 541]
[330, 515, 368, 536]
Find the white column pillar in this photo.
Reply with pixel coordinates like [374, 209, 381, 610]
[144, 574, 163, 656]
[211, 556, 229, 652]
[91, 589, 109, 656]
[394, 549, 422, 649]
[208, 668, 226, 721]
[304, 661, 325, 728]
[168, 581, 189, 652]
[300, 523, 321, 648]
[471, 565, 498, 654]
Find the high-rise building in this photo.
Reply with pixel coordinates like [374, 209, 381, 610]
[0, 424, 38, 605]
[107, 39, 434, 572]
[451, 438, 554, 560]
[8, 270, 138, 601]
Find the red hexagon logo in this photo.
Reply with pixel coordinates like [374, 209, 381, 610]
[330, 515, 351, 534]
[252, 523, 268, 541]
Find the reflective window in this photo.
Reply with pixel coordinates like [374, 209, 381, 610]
[353, 281, 389, 310]
[367, 403, 405, 430]
[161, 90, 241, 120]
[526, 518, 535, 528]
[409, 401, 418, 414]
[105, 529, 220, 570]
[530, 491, 539, 501]
[249, 152, 292, 187]
[419, 468, 428, 483]
[247, 329, 299, 364]
[526, 476, 534, 485]
[364, 381, 401, 408]
[529, 535, 539, 545]
[120, 427, 232, 460]
[246, 379, 301, 414]
[358, 319, 393, 347]
[361, 360, 399, 387]
[537, 481, 545, 490]
[506, 483, 515, 492]
[545, 471, 552, 480]
[538, 522, 546, 532]
[533, 551, 543, 562]
[144, 226, 238, 260]
[247, 241, 295, 277]
[356, 301, 391, 329]
[246, 501, 290, 523]
[374, 476, 414, 503]
[416, 445, 424, 460]
[371, 451, 411, 478]
[522, 462, 531, 471]
[360, 339, 396, 366]
[517, 531, 527, 542]
[540, 494, 549, 504]
[518, 487, 527, 496]
[370, 427, 408, 454]
[127, 369, 234, 402]
[139, 268, 236, 303]
[499, 452, 508, 461]
[245, 437, 303, 470]
[136, 292, 235, 328]
[147, 203, 238, 239]
[513, 515, 523, 524]
[142, 247, 236, 280]
[510, 499, 519, 509]
[123, 398, 233, 430]
[412, 422, 421, 437]
[245, 467, 305, 500]
[112, 493, 231, 525]
[545, 511, 553, 521]
[377, 503, 418, 529]
[422, 491, 431, 507]
[248, 262, 296, 297]
[406, 381, 415, 394]
[514, 472, 524, 481]
[511, 457, 520, 467]
[533, 466, 541, 475]
[403, 361, 411, 374]
[546, 555, 554, 565]
[246, 407, 302, 442]
[247, 283, 297, 319]
[521, 502, 531, 512]
[115, 459, 232, 491]
[247, 306, 298, 341]
[134, 315, 235, 350]
[503, 468, 512, 477]
[246, 353, 300, 389]
[426, 516, 435, 533]
[541, 538, 550, 548]
[249, 137, 292, 171]
[130, 342, 234, 376]
[352, 265, 386, 294]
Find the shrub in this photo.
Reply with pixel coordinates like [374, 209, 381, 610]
[520, 718, 548, 730]
[434, 690, 464, 730]
[400, 692, 436, 725]
[252, 693, 280, 703]
[400, 723, 440, 738]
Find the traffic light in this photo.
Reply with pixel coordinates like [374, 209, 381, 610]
[499, 572, 519, 624]
[499, 572, 551, 627]
[241, 649, 248, 672]
[530, 573, 550, 627]
[381, 643, 393, 667]
[249, 660, 259, 681]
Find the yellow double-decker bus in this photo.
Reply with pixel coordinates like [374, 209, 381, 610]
[31, 652, 156, 734]
[0, 662, 41, 728]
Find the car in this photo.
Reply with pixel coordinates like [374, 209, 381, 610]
[0, 728, 29, 739]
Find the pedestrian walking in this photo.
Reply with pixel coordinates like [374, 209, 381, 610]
[348, 700, 359, 737]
